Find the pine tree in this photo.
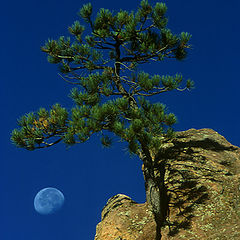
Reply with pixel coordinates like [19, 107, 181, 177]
[11, 1, 193, 239]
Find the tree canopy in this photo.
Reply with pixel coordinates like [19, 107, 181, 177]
[11, 0, 193, 156]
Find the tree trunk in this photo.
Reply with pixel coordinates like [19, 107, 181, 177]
[141, 154, 169, 240]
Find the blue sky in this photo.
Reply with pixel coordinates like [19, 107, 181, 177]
[1, 0, 239, 239]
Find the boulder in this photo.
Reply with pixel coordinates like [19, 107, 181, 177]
[95, 129, 240, 239]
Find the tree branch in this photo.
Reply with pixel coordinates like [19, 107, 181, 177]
[58, 73, 81, 85]
[134, 88, 169, 96]
[35, 138, 63, 149]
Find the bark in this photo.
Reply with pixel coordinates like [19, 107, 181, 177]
[141, 149, 169, 240]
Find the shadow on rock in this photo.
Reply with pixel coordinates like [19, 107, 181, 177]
[154, 129, 238, 236]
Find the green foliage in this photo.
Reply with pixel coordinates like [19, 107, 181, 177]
[68, 21, 85, 42]
[136, 0, 153, 20]
[116, 10, 131, 27]
[12, 1, 193, 156]
[152, 2, 168, 29]
[100, 135, 112, 147]
[187, 79, 194, 89]
[11, 104, 68, 150]
[137, 71, 152, 91]
[79, 3, 93, 21]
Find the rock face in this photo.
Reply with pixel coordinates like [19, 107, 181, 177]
[95, 129, 240, 240]
[95, 194, 156, 240]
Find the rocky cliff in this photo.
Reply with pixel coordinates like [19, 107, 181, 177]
[94, 129, 240, 239]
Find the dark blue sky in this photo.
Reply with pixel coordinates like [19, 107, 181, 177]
[1, 0, 239, 239]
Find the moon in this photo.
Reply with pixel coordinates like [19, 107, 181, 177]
[34, 187, 65, 215]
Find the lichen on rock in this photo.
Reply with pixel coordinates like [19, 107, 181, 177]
[94, 129, 240, 240]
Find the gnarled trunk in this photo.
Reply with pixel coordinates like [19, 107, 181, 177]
[140, 150, 169, 240]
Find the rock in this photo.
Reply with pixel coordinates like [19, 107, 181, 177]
[95, 194, 156, 240]
[94, 129, 240, 239]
